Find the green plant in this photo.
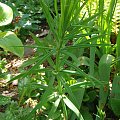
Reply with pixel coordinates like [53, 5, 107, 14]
[109, 29, 120, 118]
[1, 0, 55, 39]
[0, 3, 24, 118]
[0, 59, 7, 79]
[9, 0, 110, 119]
[2, 0, 119, 120]
[0, 2, 24, 57]
[0, 101, 33, 120]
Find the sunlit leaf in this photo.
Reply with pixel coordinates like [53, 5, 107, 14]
[0, 31, 24, 58]
[62, 95, 84, 120]
[0, 2, 13, 26]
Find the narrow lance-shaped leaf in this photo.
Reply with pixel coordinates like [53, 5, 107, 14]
[9, 50, 55, 83]
[105, 0, 117, 53]
[40, 0, 58, 42]
[62, 95, 84, 120]
[47, 96, 61, 120]
[25, 77, 55, 120]
[64, 59, 103, 86]
[59, 74, 80, 109]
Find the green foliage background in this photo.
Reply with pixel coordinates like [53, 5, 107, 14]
[1, 0, 120, 120]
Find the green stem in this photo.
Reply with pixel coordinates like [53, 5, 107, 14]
[90, 36, 96, 76]
[61, 99, 68, 120]
[56, 48, 60, 72]
[18, 89, 26, 106]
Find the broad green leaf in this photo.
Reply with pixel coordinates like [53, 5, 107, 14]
[98, 54, 114, 109]
[0, 2, 13, 26]
[110, 74, 120, 116]
[81, 106, 93, 120]
[111, 75, 120, 99]
[0, 31, 24, 58]
[110, 98, 120, 117]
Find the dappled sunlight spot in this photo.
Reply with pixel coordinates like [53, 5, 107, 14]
[25, 98, 38, 108]
[5, 57, 28, 74]
[23, 20, 31, 28]
[2, 89, 18, 98]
